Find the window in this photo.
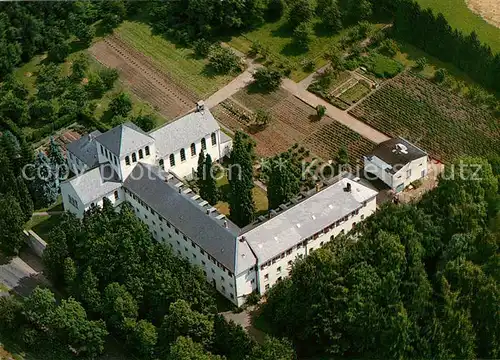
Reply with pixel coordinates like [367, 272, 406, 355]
[139, 149, 144, 159]
[251, 279, 255, 284]
[193, 254, 197, 259]
[211, 132, 217, 146]
[201, 138, 206, 150]
[125, 156, 130, 165]
[264, 274, 269, 280]
[230, 293, 234, 299]
[132, 153, 137, 162]
[277, 267, 281, 273]
[175, 229, 179, 235]
[177, 241, 180, 245]
[170, 154, 175, 167]
[229, 283, 233, 288]
[202, 261, 206, 266]
[160, 227, 163, 232]
[277, 276, 282, 282]
[145, 146, 150, 156]
[159, 159, 164, 169]
[352, 222, 357, 229]
[361, 214, 365, 220]
[161, 237, 165, 242]
[114, 191, 119, 200]
[221, 286, 225, 292]
[191, 241, 196, 248]
[144, 214, 148, 219]
[183, 235, 187, 241]
[288, 260, 292, 266]
[184, 247, 188, 252]
[320, 241, 324, 247]
[100, 145, 104, 155]
[203, 270, 207, 276]
[406, 169, 412, 178]
[180, 149, 186, 161]
[190, 143, 196, 157]
[220, 276, 225, 282]
[200, 249, 205, 256]
[211, 268, 215, 274]
[265, 284, 270, 290]
[178, 250, 181, 255]
[68, 195, 79, 209]
[105, 149, 109, 159]
[114, 156, 118, 166]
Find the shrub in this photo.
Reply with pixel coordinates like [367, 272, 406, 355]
[109, 92, 132, 117]
[415, 57, 428, 70]
[316, 104, 326, 118]
[293, 22, 313, 50]
[249, 41, 263, 57]
[267, 0, 286, 21]
[379, 39, 400, 57]
[365, 53, 403, 78]
[208, 45, 242, 74]
[133, 114, 157, 132]
[193, 39, 212, 58]
[302, 58, 315, 72]
[254, 109, 272, 127]
[245, 291, 261, 306]
[434, 68, 447, 83]
[288, 0, 314, 28]
[253, 67, 283, 92]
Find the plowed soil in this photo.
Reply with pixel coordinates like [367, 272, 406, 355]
[89, 34, 197, 120]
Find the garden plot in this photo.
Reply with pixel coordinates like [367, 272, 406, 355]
[349, 72, 500, 161]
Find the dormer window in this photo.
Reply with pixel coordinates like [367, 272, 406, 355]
[139, 149, 144, 159]
[100, 145, 104, 155]
[201, 138, 206, 151]
[132, 153, 137, 162]
[211, 132, 217, 146]
[125, 156, 130, 166]
[180, 149, 186, 162]
[191, 143, 196, 157]
[145, 146, 150, 156]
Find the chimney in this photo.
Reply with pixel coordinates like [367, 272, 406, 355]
[345, 182, 352, 192]
[178, 187, 182, 194]
[196, 101, 205, 112]
[206, 209, 210, 215]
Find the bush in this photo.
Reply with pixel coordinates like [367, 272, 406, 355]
[302, 58, 315, 72]
[293, 22, 313, 50]
[288, 0, 314, 28]
[249, 41, 263, 57]
[365, 53, 403, 78]
[379, 39, 400, 57]
[193, 39, 212, 58]
[415, 57, 428, 70]
[253, 67, 283, 92]
[99, 68, 119, 90]
[109, 92, 132, 117]
[434, 68, 447, 83]
[133, 114, 157, 132]
[267, 0, 286, 21]
[208, 45, 242, 74]
[254, 109, 272, 127]
[316, 104, 326, 118]
[245, 291, 261, 306]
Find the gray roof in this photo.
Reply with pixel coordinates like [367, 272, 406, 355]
[67, 163, 122, 205]
[66, 130, 102, 169]
[96, 122, 153, 157]
[367, 138, 427, 173]
[241, 177, 378, 264]
[150, 109, 220, 158]
[220, 131, 232, 144]
[123, 163, 242, 272]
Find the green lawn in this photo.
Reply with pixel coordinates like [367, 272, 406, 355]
[415, 0, 500, 53]
[228, 18, 383, 81]
[116, 21, 236, 99]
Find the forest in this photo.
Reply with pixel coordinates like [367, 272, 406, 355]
[262, 156, 500, 359]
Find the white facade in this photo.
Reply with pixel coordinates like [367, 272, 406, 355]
[158, 131, 222, 179]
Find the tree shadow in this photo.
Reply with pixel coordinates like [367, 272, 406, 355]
[313, 21, 337, 38]
[308, 114, 322, 122]
[281, 41, 307, 57]
[69, 40, 89, 55]
[270, 21, 294, 39]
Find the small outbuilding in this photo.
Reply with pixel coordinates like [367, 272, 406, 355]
[363, 138, 428, 193]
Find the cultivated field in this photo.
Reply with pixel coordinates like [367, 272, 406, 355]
[415, 0, 500, 53]
[212, 87, 375, 163]
[90, 34, 197, 120]
[349, 72, 500, 162]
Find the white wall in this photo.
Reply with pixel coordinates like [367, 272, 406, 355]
[364, 156, 394, 188]
[123, 187, 239, 305]
[392, 156, 428, 192]
[159, 131, 222, 179]
[61, 181, 86, 218]
[256, 197, 377, 295]
[235, 266, 258, 307]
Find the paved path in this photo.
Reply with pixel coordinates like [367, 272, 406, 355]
[281, 78, 390, 144]
[0, 256, 38, 292]
[32, 211, 64, 216]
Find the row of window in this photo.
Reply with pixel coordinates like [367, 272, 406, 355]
[100, 145, 120, 166]
[161, 133, 217, 168]
[124, 187, 234, 278]
[125, 146, 151, 166]
[68, 152, 83, 168]
[68, 195, 79, 209]
[259, 208, 365, 270]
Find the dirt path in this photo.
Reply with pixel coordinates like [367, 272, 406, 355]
[466, 0, 500, 28]
[281, 78, 390, 144]
[89, 35, 197, 120]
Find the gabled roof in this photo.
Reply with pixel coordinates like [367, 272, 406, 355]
[96, 122, 153, 158]
[241, 176, 378, 264]
[123, 163, 243, 272]
[367, 138, 427, 171]
[65, 163, 121, 205]
[66, 130, 102, 168]
[150, 109, 220, 158]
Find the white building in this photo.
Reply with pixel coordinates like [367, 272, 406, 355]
[363, 138, 428, 193]
[61, 107, 379, 307]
